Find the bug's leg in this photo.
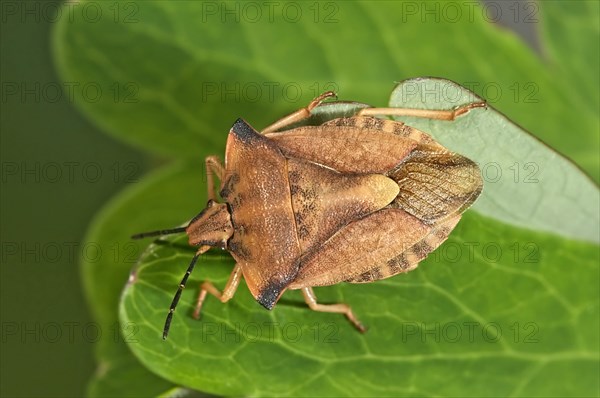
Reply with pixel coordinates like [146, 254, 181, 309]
[193, 263, 243, 319]
[261, 91, 337, 134]
[357, 101, 487, 121]
[205, 156, 225, 201]
[301, 287, 367, 333]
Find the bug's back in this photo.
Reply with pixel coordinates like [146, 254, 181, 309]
[222, 116, 482, 308]
[220, 119, 301, 309]
[221, 119, 404, 308]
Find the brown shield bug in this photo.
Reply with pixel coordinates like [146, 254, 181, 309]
[133, 91, 485, 339]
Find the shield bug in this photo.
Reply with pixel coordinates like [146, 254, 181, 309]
[133, 91, 485, 339]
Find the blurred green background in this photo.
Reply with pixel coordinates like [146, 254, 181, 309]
[1, 2, 151, 397]
[1, 1, 598, 397]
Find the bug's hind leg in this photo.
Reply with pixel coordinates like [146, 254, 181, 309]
[357, 101, 487, 121]
[193, 263, 243, 319]
[261, 91, 337, 134]
[301, 287, 367, 333]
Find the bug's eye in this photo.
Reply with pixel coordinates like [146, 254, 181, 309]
[206, 199, 216, 207]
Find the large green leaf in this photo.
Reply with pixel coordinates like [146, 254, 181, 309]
[53, 1, 599, 181]
[119, 164, 599, 396]
[54, 0, 600, 396]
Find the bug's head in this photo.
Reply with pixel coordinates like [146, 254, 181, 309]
[186, 199, 233, 249]
[131, 199, 233, 250]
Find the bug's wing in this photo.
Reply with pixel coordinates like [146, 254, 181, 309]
[288, 208, 435, 289]
[388, 147, 483, 223]
[344, 215, 460, 283]
[265, 117, 424, 174]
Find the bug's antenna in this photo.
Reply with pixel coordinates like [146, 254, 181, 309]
[131, 227, 187, 240]
[162, 253, 201, 340]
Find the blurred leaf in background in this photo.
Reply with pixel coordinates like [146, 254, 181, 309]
[52, 1, 599, 396]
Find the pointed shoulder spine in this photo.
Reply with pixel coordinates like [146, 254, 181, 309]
[231, 118, 261, 144]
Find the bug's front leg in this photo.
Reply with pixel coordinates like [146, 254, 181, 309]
[204, 156, 225, 201]
[301, 287, 367, 333]
[261, 91, 337, 134]
[357, 101, 487, 121]
[193, 263, 243, 319]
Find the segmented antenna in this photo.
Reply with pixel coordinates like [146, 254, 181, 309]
[131, 227, 187, 240]
[162, 253, 200, 340]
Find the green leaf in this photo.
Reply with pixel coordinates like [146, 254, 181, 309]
[388, 77, 600, 244]
[539, 1, 599, 125]
[119, 176, 599, 396]
[87, 352, 173, 398]
[55, 0, 600, 396]
[53, 1, 599, 181]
